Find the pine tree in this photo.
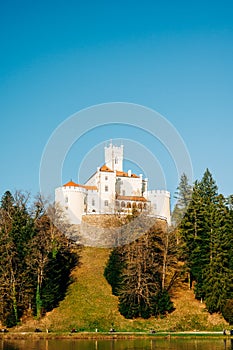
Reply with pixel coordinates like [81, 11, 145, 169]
[27, 202, 79, 318]
[104, 247, 125, 295]
[179, 169, 218, 298]
[0, 192, 80, 326]
[172, 173, 192, 226]
[203, 195, 233, 313]
[0, 191, 35, 326]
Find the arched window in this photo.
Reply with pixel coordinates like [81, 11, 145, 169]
[127, 202, 131, 208]
[121, 201, 125, 208]
[138, 203, 142, 209]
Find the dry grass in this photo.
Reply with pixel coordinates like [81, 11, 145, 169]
[17, 247, 227, 332]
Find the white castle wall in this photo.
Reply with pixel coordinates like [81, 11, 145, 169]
[55, 144, 171, 226]
[55, 186, 86, 225]
[86, 190, 99, 214]
[105, 143, 123, 171]
[146, 190, 171, 225]
[119, 174, 143, 197]
[97, 170, 116, 214]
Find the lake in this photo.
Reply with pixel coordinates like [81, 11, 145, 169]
[1, 338, 233, 350]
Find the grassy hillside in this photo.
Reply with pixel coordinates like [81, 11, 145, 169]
[25, 246, 227, 332]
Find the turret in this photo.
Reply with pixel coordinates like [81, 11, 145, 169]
[104, 142, 123, 171]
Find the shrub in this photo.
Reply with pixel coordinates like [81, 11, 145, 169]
[222, 299, 233, 325]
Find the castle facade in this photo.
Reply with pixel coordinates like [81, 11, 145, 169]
[55, 143, 171, 225]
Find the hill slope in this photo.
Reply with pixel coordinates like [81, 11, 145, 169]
[36, 247, 226, 332]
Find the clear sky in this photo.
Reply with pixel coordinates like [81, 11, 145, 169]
[1, 0, 233, 203]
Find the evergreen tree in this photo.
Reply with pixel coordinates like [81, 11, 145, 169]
[1, 191, 14, 212]
[222, 299, 233, 324]
[0, 191, 35, 326]
[203, 195, 233, 313]
[179, 169, 218, 298]
[172, 173, 192, 226]
[104, 247, 125, 295]
[27, 203, 79, 318]
[0, 192, 80, 326]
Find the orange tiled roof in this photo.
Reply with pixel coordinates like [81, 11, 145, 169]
[116, 170, 139, 178]
[116, 195, 147, 202]
[63, 180, 79, 187]
[83, 185, 98, 191]
[99, 164, 139, 178]
[63, 181, 97, 191]
[131, 173, 140, 178]
[99, 164, 114, 172]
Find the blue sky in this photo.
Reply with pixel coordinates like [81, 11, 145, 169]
[1, 0, 233, 203]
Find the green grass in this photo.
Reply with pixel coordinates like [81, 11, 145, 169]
[19, 247, 228, 333]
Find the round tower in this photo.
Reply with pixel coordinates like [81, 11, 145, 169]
[55, 181, 87, 225]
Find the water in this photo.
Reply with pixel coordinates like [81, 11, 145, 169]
[1, 338, 233, 350]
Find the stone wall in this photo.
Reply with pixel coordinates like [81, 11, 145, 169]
[69, 214, 168, 248]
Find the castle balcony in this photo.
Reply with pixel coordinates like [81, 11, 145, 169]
[115, 195, 151, 214]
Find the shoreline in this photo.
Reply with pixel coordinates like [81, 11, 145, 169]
[0, 331, 230, 340]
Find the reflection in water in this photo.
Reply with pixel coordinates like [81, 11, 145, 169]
[1, 338, 233, 350]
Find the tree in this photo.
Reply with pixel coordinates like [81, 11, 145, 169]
[0, 192, 80, 326]
[105, 223, 178, 319]
[178, 168, 233, 314]
[172, 173, 192, 226]
[179, 169, 219, 297]
[104, 247, 125, 295]
[0, 191, 35, 326]
[222, 299, 233, 324]
[26, 201, 79, 318]
[203, 195, 233, 313]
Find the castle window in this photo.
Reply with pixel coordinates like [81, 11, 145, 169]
[122, 190, 125, 196]
[92, 199, 95, 206]
[105, 176, 108, 181]
[138, 203, 142, 209]
[65, 197, 68, 203]
[104, 200, 108, 206]
[115, 157, 118, 164]
[121, 201, 125, 208]
[105, 185, 108, 192]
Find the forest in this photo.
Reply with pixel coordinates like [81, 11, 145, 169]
[1, 168, 233, 328]
[105, 169, 233, 324]
[0, 191, 79, 327]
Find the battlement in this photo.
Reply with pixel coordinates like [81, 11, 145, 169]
[147, 190, 170, 196]
[57, 186, 88, 194]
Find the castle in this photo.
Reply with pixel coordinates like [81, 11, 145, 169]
[55, 143, 171, 225]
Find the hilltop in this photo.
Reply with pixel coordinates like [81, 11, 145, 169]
[19, 246, 227, 332]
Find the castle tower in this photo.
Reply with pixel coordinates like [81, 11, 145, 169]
[104, 142, 123, 171]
